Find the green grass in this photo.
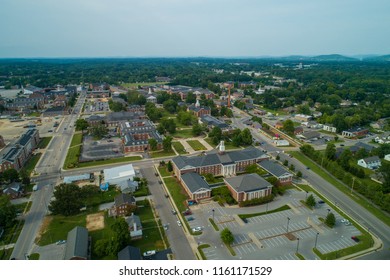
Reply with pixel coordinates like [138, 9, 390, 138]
[22, 153, 42, 175]
[158, 166, 172, 177]
[238, 205, 291, 219]
[209, 218, 219, 231]
[63, 146, 81, 169]
[133, 184, 150, 197]
[0, 248, 13, 260]
[172, 129, 194, 138]
[38, 137, 52, 149]
[163, 177, 189, 212]
[84, 186, 120, 208]
[150, 150, 176, 158]
[70, 133, 83, 147]
[198, 244, 210, 260]
[204, 137, 239, 150]
[289, 151, 390, 227]
[295, 253, 305, 260]
[187, 140, 206, 151]
[28, 253, 40, 260]
[65, 155, 142, 170]
[38, 213, 87, 246]
[226, 243, 236, 256]
[172, 141, 188, 154]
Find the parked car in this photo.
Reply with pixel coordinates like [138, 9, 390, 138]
[351, 236, 360, 242]
[187, 216, 194, 221]
[177, 220, 182, 227]
[143, 250, 156, 257]
[56, 240, 66, 245]
[192, 227, 202, 232]
[318, 200, 325, 204]
[171, 209, 177, 215]
[182, 209, 192, 216]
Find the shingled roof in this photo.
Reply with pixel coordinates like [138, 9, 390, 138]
[224, 173, 271, 193]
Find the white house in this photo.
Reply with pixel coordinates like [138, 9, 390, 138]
[384, 154, 390, 162]
[357, 156, 381, 170]
[323, 124, 337, 133]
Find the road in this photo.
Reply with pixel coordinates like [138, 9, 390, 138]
[232, 107, 390, 259]
[11, 91, 87, 260]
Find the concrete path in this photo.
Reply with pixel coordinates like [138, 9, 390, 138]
[199, 138, 214, 150]
[179, 139, 195, 154]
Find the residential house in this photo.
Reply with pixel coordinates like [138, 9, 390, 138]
[258, 160, 293, 186]
[118, 246, 142, 260]
[350, 142, 375, 154]
[125, 213, 142, 240]
[294, 114, 312, 122]
[357, 156, 381, 170]
[224, 173, 272, 203]
[2, 182, 23, 199]
[323, 124, 337, 133]
[294, 126, 304, 135]
[300, 131, 321, 140]
[110, 193, 136, 217]
[275, 121, 283, 129]
[64, 226, 90, 260]
[384, 154, 390, 162]
[342, 127, 369, 138]
[115, 180, 139, 194]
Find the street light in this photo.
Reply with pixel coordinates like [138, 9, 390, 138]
[286, 217, 290, 233]
[296, 238, 300, 254]
[305, 191, 308, 200]
[314, 232, 319, 248]
[212, 209, 215, 221]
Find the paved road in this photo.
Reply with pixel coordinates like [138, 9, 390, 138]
[11, 91, 87, 260]
[141, 167, 196, 260]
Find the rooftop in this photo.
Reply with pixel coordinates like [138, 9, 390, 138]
[224, 173, 272, 193]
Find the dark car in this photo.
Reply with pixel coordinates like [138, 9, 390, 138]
[186, 216, 194, 221]
[318, 200, 325, 204]
[351, 236, 360, 242]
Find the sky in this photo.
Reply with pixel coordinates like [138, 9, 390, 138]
[0, 0, 389, 58]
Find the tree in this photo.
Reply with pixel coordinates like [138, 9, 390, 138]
[163, 99, 178, 114]
[220, 228, 234, 245]
[49, 183, 83, 216]
[108, 100, 125, 112]
[379, 161, 390, 194]
[167, 161, 173, 172]
[185, 92, 196, 104]
[177, 111, 196, 126]
[325, 212, 336, 228]
[282, 120, 295, 135]
[94, 239, 111, 258]
[283, 159, 288, 166]
[158, 118, 176, 135]
[240, 128, 253, 145]
[325, 143, 336, 160]
[192, 123, 203, 136]
[148, 138, 158, 151]
[111, 218, 131, 254]
[296, 171, 302, 178]
[276, 154, 280, 160]
[297, 104, 311, 115]
[0, 196, 17, 227]
[75, 119, 89, 131]
[89, 124, 108, 139]
[163, 136, 173, 152]
[2, 168, 19, 182]
[209, 126, 222, 145]
[289, 164, 295, 172]
[306, 194, 316, 208]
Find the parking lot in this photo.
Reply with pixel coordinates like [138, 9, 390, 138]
[80, 135, 124, 161]
[191, 189, 363, 260]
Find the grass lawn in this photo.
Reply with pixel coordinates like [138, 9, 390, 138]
[65, 155, 142, 170]
[204, 137, 238, 150]
[150, 150, 176, 158]
[174, 118, 193, 129]
[172, 141, 187, 154]
[289, 151, 390, 227]
[63, 146, 81, 169]
[38, 137, 52, 149]
[172, 129, 194, 139]
[38, 213, 87, 246]
[187, 140, 206, 151]
[158, 166, 172, 177]
[70, 133, 83, 147]
[133, 184, 150, 197]
[22, 153, 42, 175]
[198, 244, 210, 260]
[0, 248, 13, 260]
[163, 177, 189, 212]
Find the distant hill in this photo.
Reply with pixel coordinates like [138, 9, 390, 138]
[310, 54, 359, 61]
[363, 54, 390, 62]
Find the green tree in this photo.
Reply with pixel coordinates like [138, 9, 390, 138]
[111, 218, 131, 254]
[75, 119, 89, 131]
[297, 104, 311, 115]
[220, 228, 234, 245]
[282, 120, 295, 135]
[89, 124, 108, 139]
[296, 171, 302, 178]
[186, 92, 196, 104]
[94, 239, 111, 258]
[163, 99, 178, 114]
[158, 118, 176, 135]
[325, 143, 336, 160]
[379, 161, 390, 194]
[283, 159, 289, 166]
[192, 123, 203, 136]
[108, 100, 125, 112]
[177, 111, 196, 126]
[0, 196, 17, 227]
[276, 154, 280, 160]
[2, 168, 19, 182]
[163, 136, 173, 152]
[240, 128, 253, 145]
[325, 212, 336, 228]
[148, 138, 158, 151]
[167, 161, 173, 172]
[306, 194, 316, 208]
[289, 164, 295, 172]
[48, 183, 83, 216]
[209, 126, 222, 145]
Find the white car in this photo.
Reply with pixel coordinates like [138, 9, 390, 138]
[192, 226, 202, 232]
[177, 220, 182, 227]
[143, 250, 156, 257]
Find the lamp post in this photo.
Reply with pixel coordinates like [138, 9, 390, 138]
[314, 232, 319, 248]
[212, 209, 215, 221]
[305, 191, 308, 200]
[296, 238, 300, 254]
[286, 217, 290, 233]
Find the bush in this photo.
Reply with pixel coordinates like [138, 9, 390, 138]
[239, 194, 274, 207]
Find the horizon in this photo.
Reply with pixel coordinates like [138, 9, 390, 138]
[1, 0, 390, 58]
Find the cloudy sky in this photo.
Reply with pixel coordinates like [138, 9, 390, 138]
[0, 0, 389, 58]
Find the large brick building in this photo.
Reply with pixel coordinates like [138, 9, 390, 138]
[0, 129, 40, 172]
[188, 100, 211, 118]
[119, 120, 163, 153]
